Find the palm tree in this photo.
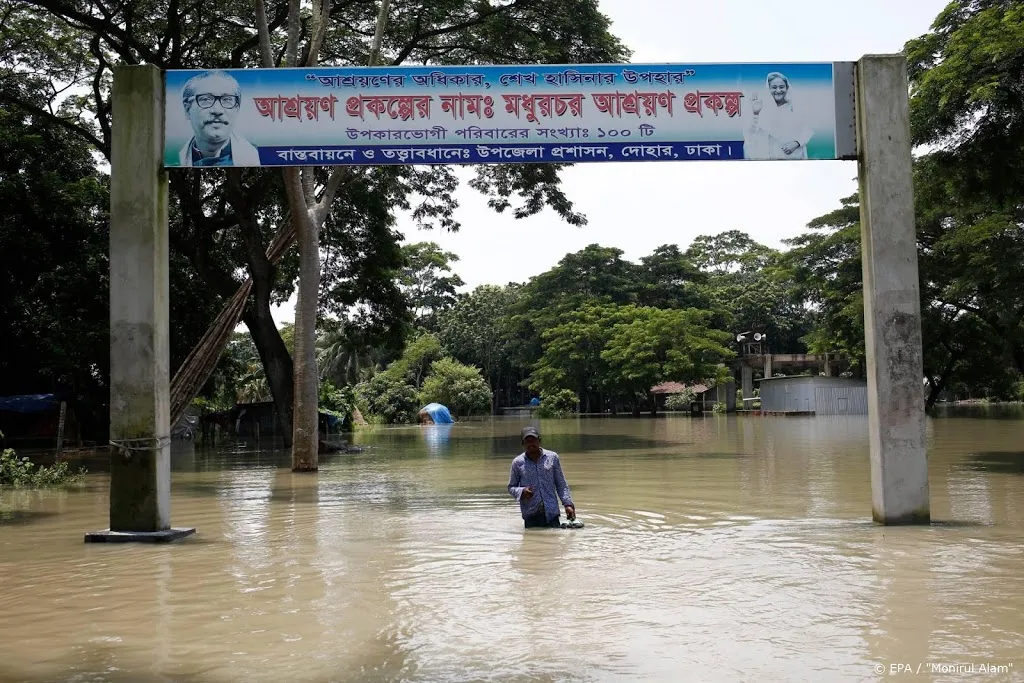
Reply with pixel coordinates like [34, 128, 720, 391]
[316, 321, 385, 386]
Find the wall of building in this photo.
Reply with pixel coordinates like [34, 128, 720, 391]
[813, 379, 869, 415]
[758, 376, 868, 415]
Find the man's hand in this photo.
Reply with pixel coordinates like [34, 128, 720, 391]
[564, 505, 575, 520]
[782, 141, 801, 155]
[521, 486, 534, 501]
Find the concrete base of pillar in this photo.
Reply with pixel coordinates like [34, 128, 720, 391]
[84, 528, 196, 544]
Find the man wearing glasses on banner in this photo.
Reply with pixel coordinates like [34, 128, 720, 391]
[178, 70, 260, 167]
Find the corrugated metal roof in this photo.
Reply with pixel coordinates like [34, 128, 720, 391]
[650, 382, 711, 395]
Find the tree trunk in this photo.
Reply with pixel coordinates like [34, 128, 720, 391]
[242, 303, 294, 447]
[286, 170, 320, 472]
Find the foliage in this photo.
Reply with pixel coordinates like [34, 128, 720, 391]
[384, 332, 447, 388]
[399, 242, 465, 328]
[0, 435, 86, 488]
[601, 306, 735, 407]
[903, 0, 1024, 391]
[784, 194, 866, 368]
[665, 390, 697, 411]
[525, 299, 734, 413]
[319, 380, 356, 430]
[437, 284, 522, 390]
[535, 389, 579, 418]
[354, 374, 420, 425]
[686, 230, 811, 355]
[419, 357, 492, 417]
[0, 83, 110, 439]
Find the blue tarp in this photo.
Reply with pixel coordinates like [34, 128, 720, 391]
[529, 397, 541, 406]
[419, 403, 454, 424]
[0, 394, 60, 413]
[320, 412, 343, 430]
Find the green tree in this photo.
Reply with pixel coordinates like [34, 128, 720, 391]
[0, 88, 110, 419]
[399, 242, 465, 329]
[601, 307, 734, 415]
[384, 332, 447, 388]
[635, 244, 710, 310]
[437, 284, 523, 408]
[535, 388, 578, 418]
[786, 192, 1017, 410]
[419, 358, 492, 417]
[904, 0, 1024, 377]
[355, 374, 419, 425]
[784, 195, 866, 368]
[528, 302, 638, 412]
[687, 231, 810, 354]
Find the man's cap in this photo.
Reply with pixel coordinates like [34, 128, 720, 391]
[521, 426, 540, 442]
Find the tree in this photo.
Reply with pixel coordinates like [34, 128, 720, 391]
[419, 358, 492, 417]
[687, 231, 810, 354]
[399, 242, 465, 329]
[436, 284, 522, 409]
[786, 191, 1017, 410]
[384, 332, 446, 388]
[355, 373, 419, 424]
[904, 0, 1024, 377]
[316, 320, 385, 387]
[685, 230, 775, 275]
[784, 195, 866, 368]
[0, 84, 111, 438]
[601, 307, 734, 415]
[635, 244, 709, 310]
[528, 302, 636, 412]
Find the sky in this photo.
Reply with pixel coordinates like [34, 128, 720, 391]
[267, 0, 949, 326]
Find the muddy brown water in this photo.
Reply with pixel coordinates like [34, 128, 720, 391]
[1, 414, 1023, 682]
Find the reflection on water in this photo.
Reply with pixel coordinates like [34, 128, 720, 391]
[2, 416, 1024, 682]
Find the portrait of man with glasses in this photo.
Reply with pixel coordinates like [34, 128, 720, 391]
[177, 70, 260, 167]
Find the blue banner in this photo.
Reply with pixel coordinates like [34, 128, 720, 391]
[163, 63, 841, 168]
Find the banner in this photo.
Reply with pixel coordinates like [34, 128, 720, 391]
[163, 62, 852, 168]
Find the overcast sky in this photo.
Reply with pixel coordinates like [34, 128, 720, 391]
[267, 0, 948, 325]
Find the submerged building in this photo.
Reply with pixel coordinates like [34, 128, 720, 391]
[756, 375, 868, 415]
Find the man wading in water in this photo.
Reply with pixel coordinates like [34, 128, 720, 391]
[508, 427, 576, 528]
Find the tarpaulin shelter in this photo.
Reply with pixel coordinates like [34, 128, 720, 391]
[0, 394, 79, 447]
[417, 403, 454, 424]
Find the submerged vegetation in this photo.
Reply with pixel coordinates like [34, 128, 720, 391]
[0, 434, 87, 489]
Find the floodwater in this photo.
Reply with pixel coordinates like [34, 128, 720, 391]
[2, 414, 1023, 682]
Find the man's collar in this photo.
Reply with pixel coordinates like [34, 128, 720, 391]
[190, 137, 232, 165]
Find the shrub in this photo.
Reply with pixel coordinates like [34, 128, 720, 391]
[665, 388, 697, 411]
[0, 432, 86, 488]
[535, 389, 578, 418]
[319, 380, 356, 430]
[355, 374, 420, 424]
[420, 357, 492, 417]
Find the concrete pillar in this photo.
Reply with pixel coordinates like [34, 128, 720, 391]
[763, 355, 773, 379]
[856, 54, 929, 525]
[741, 365, 754, 404]
[86, 65, 194, 543]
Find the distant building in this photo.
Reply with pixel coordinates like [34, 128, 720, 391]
[651, 379, 737, 412]
[757, 375, 868, 415]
